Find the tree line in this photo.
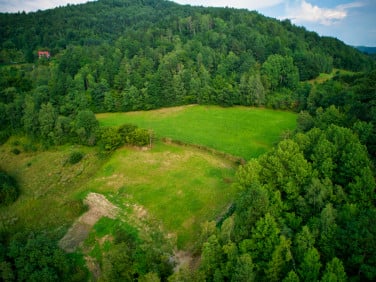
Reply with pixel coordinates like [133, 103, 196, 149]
[170, 71, 376, 281]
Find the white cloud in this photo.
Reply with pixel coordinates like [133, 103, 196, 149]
[0, 0, 95, 13]
[173, 0, 283, 10]
[284, 0, 365, 26]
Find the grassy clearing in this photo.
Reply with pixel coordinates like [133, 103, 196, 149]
[1, 106, 295, 252]
[84, 142, 236, 249]
[0, 139, 104, 233]
[308, 68, 357, 84]
[0, 138, 236, 250]
[97, 105, 297, 160]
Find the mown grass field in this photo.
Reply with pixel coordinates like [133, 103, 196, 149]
[97, 105, 297, 160]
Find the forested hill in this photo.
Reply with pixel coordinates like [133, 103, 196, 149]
[0, 0, 375, 139]
[0, 0, 373, 73]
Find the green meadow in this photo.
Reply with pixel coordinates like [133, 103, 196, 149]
[1, 106, 297, 251]
[97, 105, 297, 160]
[0, 139, 236, 249]
[85, 142, 236, 248]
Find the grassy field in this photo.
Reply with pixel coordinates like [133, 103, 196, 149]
[0, 138, 236, 249]
[97, 105, 297, 160]
[1, 106, 296, 253]
[84, 142, 236, 248]
[0, 140, 103, 233]
[309, 68, 357, 84]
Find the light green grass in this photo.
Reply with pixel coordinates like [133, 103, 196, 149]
[97, 105, 297, 160]
[0, 140, 104, 232]
[309, 68, 357, 84]
[84, 142, 236, 249]
[0, 138, 236, 250]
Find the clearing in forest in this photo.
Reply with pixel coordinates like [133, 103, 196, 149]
[97, 105, 297, 160]
[85, 142, 237, 249]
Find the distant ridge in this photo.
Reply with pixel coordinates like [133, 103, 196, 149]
[356, 46, 376, 54]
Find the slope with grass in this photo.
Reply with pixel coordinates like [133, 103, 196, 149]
[83, 142, 236, 249]
[97, 105, 297, 160]
[0, 137, 236, 250]
[0, 105, 297, 278]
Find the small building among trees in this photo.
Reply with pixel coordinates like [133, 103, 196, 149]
[38, 51, 50, 58]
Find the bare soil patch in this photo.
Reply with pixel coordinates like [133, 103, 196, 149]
[173, 250, 193, 272]
[59, 193, 118, 252]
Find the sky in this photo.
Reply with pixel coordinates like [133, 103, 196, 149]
[0, 0, 375, 46]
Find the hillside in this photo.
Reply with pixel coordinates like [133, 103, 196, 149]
[1, 0, 374, 141]
[1, 0, 372, 72]
[0, 0, 375, 281]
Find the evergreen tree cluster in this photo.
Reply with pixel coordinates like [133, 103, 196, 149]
[190, 70, 376, 281]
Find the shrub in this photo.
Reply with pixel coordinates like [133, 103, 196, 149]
[0, 171, 19, 206]
[98, 127, 123, 151]
[11, 148, 21, 155]
[118, 124, 137, 140]
[68, 151, 84, 165]
[126, 128, 150, 146]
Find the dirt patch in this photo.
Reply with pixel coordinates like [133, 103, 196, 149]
[85, 256, 101, 280]
[59, 193, 119, 253]
[133, 204, 148, 219]
[173, 250, 193, 272]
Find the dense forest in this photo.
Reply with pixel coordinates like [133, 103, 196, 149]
[0, 0, 375, 281]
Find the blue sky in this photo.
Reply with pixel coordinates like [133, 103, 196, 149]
[0, 0, 375, 46]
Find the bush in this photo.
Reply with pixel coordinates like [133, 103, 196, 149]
[11, 148, 21, 155]
[118, 124, 137, 140]
[126, 128, 150, 146]
[98, 127, 123, 151]
[68, 151, 84, 165]
[0, 171, 19, 206]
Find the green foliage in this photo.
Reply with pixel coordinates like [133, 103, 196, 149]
[99, 220, 172, 281]
[98, 126, 123, 151]
[321, 257, 347, 282]
[261, 55, 300, 91]
[0, 170, 19, 206]
[282, 271, 300, 282]
[67, 151, 84, 165]
[5, 232, 85, 281]
[74, 110, 99, 146]
[0, 1, 375, 281]
[248, 213, 280, 265]
[10, 148, 20, 155]
[0, 0, 372, 137]
[200, 235, 223, 279]
[98, 123, 150, 151]
[198, 118, 375, 281]
[126, 128, 151, 146]
[298, 247, 321, 282]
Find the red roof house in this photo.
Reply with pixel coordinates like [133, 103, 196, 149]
[38, 51, 50, 58]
